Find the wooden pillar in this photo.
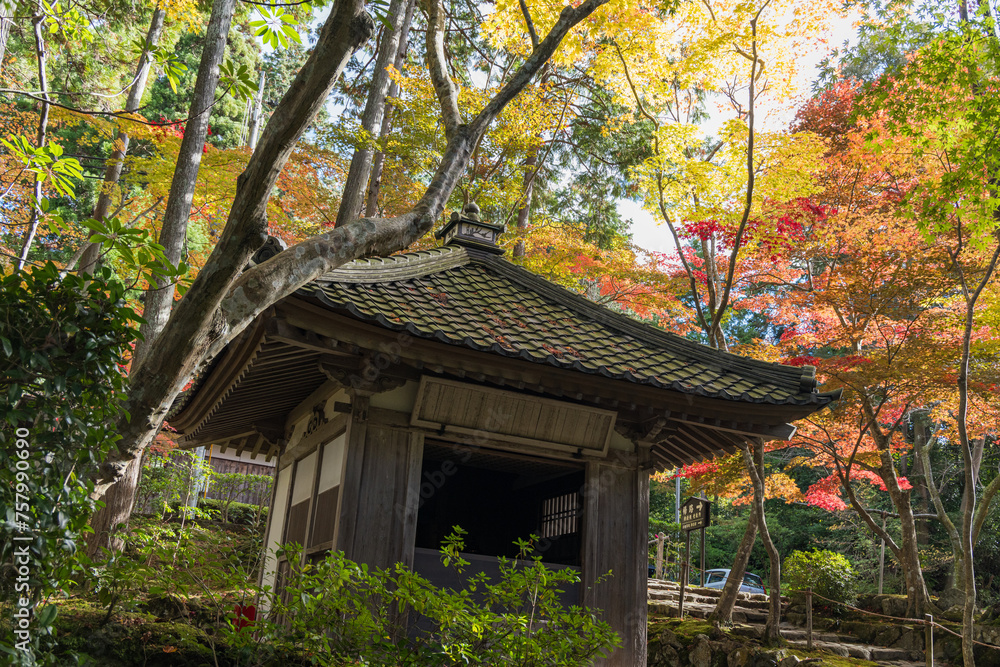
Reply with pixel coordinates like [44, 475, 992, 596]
[336, 395, 424, 570]
[582, 459, 648, 666]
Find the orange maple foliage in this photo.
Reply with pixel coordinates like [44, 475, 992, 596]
[753, 82, 998, 512]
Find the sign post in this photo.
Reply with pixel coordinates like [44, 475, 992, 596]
[678, 497, 712, 618]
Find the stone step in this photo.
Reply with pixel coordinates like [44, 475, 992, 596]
[647, 599, 770, 625]
[779, 628, 863, 645]
[648, 580, 786, 604]
[784, 637, 923, 663]
[648, 583, 929, 666]
[649, 589, 772, 610]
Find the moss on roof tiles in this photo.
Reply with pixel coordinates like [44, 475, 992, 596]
[303, 245, 836, 407]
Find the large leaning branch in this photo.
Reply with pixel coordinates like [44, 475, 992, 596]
[94, 0, 610, 497]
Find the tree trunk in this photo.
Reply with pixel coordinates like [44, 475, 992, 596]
[85, 0, 235, 556]
[880, 450, 931, 618]
[134, 0, 237, 370]
[954, 242, 1000, 665]
[334, 0, 410, 227]
[852, 398, 931, 619]
[247, 72, 266, 151]
[911, 426, 931, 547]
[512, 151, 537, 258]
[75, 8, 167, 274]
[743, 440, 782, 644]
[85, 456, 141, 558]
[363, 0, 415, 218]
[89, 0, 612, 508]
[17, 2, 50, 270]
[709, 502, 757, 625]
[914, 414, 965, 595]
[0, 10, 12, 77]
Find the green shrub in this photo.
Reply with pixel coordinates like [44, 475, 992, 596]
[134, 448, 212, 519]
[228, 531, 621, 666]
[200, 498, 269, 527]
[204, 471, 272, 523]
[0, 264, 140, 664]
[783, 549, 856, 604]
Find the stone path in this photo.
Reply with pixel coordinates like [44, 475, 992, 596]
[648, 580, 930, 666]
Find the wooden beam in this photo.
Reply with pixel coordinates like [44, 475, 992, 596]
[279, 413, 349, 468]
[650, 447, 681, 468]
[171, 317, 269, 432]
[284, 380, 341, 430]
[249, 433, 266, 460]
[266, 316, 346, 355]
[659, 428, 705, 463]
[182, 428, 258, 448]
[675, 424, 730, 458]
[251, 421, 285, 444]
[671, 413, 798, 442]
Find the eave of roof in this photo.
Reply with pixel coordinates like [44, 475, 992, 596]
[297, 245, 840, 409]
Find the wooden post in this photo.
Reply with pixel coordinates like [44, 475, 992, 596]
[806, 587, 813, 650]
[678, 530, 690, 618]
[699, 526, 706, 586]
[925, 614, 933, 667]
[879, 513, 887, 595]
[655, 533, 664, 580]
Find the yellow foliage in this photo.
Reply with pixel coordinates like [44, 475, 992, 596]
[161, 0, 203, 32]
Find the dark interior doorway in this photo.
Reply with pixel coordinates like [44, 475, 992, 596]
[414, 442, 584, 566]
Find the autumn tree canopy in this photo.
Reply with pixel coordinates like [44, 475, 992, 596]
[1, 0, 999, 660]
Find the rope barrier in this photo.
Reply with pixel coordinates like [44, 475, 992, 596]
[807, 590, 1000, 651]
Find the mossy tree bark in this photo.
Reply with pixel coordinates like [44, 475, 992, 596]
[742, 439, 782, 645]
[88, 0, 614, 512]
[85, 0, 234, 558]
[708, 503, 757, 625]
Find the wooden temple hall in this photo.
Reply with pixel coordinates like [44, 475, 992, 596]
[169, 204, 839, 665]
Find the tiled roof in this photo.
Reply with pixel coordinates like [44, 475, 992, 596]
[299, 245, 837, 407]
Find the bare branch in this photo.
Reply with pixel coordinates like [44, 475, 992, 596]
[519, 0, 540, 49]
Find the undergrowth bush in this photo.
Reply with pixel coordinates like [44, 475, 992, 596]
[0, 264, 140, 664]
[201, 498, 269, 528]
[783, 549, 856, 604]
[206, 472, 272, 523]
[226, 530, 620, 666]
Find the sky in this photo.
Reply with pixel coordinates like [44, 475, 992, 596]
[624, 14, 858, 255]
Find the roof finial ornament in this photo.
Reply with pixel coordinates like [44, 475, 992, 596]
[463, 202, 481, 222]
[435, 201, 505, 255]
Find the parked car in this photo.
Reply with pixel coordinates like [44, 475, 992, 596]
[702, 568, 767, 595]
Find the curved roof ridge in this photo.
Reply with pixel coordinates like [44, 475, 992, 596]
[317, 245, 468, 284]
[298, 245, 833, 406]
[472, 253, 816, 392]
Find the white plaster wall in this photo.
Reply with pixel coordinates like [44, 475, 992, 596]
[261, 465, 292, 592]
[370, 381, 418, 412]
[291, 451, 317, 505]
[317, 432, 346, 493]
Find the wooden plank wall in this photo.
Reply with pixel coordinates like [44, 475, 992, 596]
[582, 460, 649, 666]
[412, 377, 616, 454]
[336, 396, 424, 570]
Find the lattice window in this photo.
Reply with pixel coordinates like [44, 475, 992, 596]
[541, 492, 579, 538]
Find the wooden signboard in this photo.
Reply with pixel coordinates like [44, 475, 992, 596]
[680, 497, 711, 532]
[678, 496, 712, 618]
